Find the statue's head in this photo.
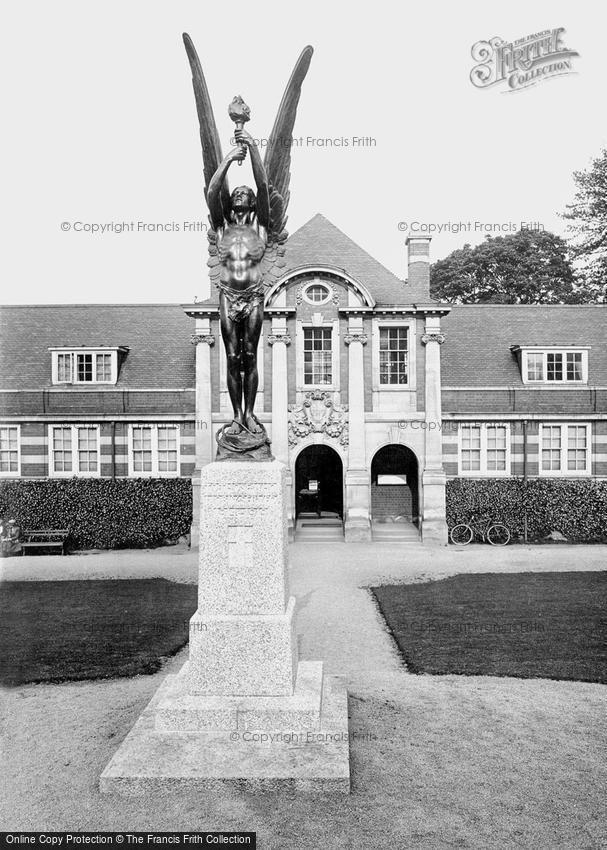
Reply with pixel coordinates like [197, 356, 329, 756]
[231, 185, 256, 216]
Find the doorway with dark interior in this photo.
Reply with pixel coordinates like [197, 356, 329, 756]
[295, 444, 344, 518]
[294, 444, 344, 541]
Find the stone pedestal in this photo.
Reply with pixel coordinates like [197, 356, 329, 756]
[100, 460, 350, 793]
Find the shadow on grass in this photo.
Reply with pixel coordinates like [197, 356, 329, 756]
[371, 571, 607, 683]
[0, 579, 198, 686]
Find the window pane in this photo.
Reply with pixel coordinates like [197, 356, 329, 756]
[566, 352, 583, 381]
[51, 427, 72, 471]
[527, 353, 544, 381]
[133, 427, 152, 472]
[567, 425, 587, 470]
[158, 428, 178, 472]
[461, 426, 481, 471]
[57, 354, 72, 382]
[306, 284, 329, 303]
[546, 353, 563, 381]
[541, 426, 561, 470]
[77, 427, 98, 472]
[96, 353, 112, 382]
[0, 427, 19, 472]
[379, 328, 408, 384]
[77, 354, 93, 381]
[303, 329, 332, 384]
[486, 425, 507, 471]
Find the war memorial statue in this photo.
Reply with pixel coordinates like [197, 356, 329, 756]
[183, 33, 313, 459]
[100, 34, 350, 794]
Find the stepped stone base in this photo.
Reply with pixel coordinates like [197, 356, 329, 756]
[99, 668, 350, 794]
[156, 660, 324, 731]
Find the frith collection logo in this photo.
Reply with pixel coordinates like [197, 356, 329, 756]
[470, 28, 579, 91]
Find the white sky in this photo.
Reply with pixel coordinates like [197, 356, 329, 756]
[1, 0, 604, 304]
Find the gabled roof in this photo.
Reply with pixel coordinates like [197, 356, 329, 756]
[0, 305, 195, 389]
[198, 213, 431, 306]
[441, 304, 607, 386]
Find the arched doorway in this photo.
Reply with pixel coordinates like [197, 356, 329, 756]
[371, 444, 419, 525]
[295, 445, 344, 519]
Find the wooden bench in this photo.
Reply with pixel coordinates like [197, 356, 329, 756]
[21, 529, 69, 556]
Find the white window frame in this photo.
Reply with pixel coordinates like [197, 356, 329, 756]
[371, 317, 417, 393]
[520, 348, 589, 385]
[50, 348, 119, 385]
[48, 424, 101, 478]
[302, 280, 332, 306]
[458, 423, 511, 477]
[0, 424, 21, 477]
[377, 325, 409, 386]
[127, 424, 181, 477]
[539, 422, 591, 477]
[296, 319, 340, 393]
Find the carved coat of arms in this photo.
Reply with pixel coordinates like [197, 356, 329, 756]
[287, 391, 349, 447]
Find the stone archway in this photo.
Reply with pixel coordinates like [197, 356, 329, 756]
[370, 444, 419, 524]
[294, 444, 344, 519]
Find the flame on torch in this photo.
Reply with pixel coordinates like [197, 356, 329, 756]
[228, 95, 251, 167]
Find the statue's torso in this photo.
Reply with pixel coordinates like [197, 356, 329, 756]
[218, 224, 265, 290]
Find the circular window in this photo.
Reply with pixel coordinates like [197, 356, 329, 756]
[303, 282, 331, 305]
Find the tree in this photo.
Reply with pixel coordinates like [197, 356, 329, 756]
[561, 147, 607, 302]
[430, 228, 584, 304]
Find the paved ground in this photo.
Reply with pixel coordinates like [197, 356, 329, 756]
[1, 543, 606, 848]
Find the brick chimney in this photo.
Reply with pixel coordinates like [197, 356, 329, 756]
[406, 235, 431, 297]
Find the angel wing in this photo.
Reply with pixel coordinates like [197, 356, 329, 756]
[259, 45, 314, 290]
[182, 33, 231, 286]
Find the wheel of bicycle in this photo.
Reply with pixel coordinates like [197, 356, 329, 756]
[486, 523, 510, 546]
[450, 524, 473, 545]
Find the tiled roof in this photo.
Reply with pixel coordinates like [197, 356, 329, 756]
[441, 304, 607, 386]
[0, 305, 195, 389]
[198, 213, 431, 306]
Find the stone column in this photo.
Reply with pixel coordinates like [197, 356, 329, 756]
[343, 323, 371, 541]
[421, 321, 448, 544]
[268, 320, 291, 466]
[190, 320, 215, 548]
[269, 319, 293, 537]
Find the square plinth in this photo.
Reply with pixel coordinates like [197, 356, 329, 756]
[99, 672, 350, 794]
[185, 596, 298, 696]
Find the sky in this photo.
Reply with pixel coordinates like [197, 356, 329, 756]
[1, 0, 604, 304]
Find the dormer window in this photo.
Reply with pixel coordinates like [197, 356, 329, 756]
[511, 347, 589, 385]
[50, 347, 127, 385]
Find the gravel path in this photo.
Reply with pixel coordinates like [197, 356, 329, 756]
[1, 542, 606, 848]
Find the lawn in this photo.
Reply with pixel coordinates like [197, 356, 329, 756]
[0, 579, 198, 686]
[371, 571, 607, 683]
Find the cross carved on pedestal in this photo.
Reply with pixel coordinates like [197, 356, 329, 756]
[227, 525, 254, 570]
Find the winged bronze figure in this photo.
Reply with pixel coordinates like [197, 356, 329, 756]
[183, 34, 313, 458]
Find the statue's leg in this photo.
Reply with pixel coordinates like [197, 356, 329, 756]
[242, 301, 263, 433]
[219, 295, 244, 434]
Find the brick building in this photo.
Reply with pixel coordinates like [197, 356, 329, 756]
[1, 214, 606, 544]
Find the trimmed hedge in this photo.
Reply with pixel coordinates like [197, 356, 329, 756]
[0, 478, 192, 550]
[446, 478, 607, 542]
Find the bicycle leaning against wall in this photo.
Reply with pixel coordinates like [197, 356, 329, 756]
[449, 513, 511, 546]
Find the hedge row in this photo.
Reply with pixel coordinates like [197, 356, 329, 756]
[446, 478, 607, 542]
[0, 478, 192, 550]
